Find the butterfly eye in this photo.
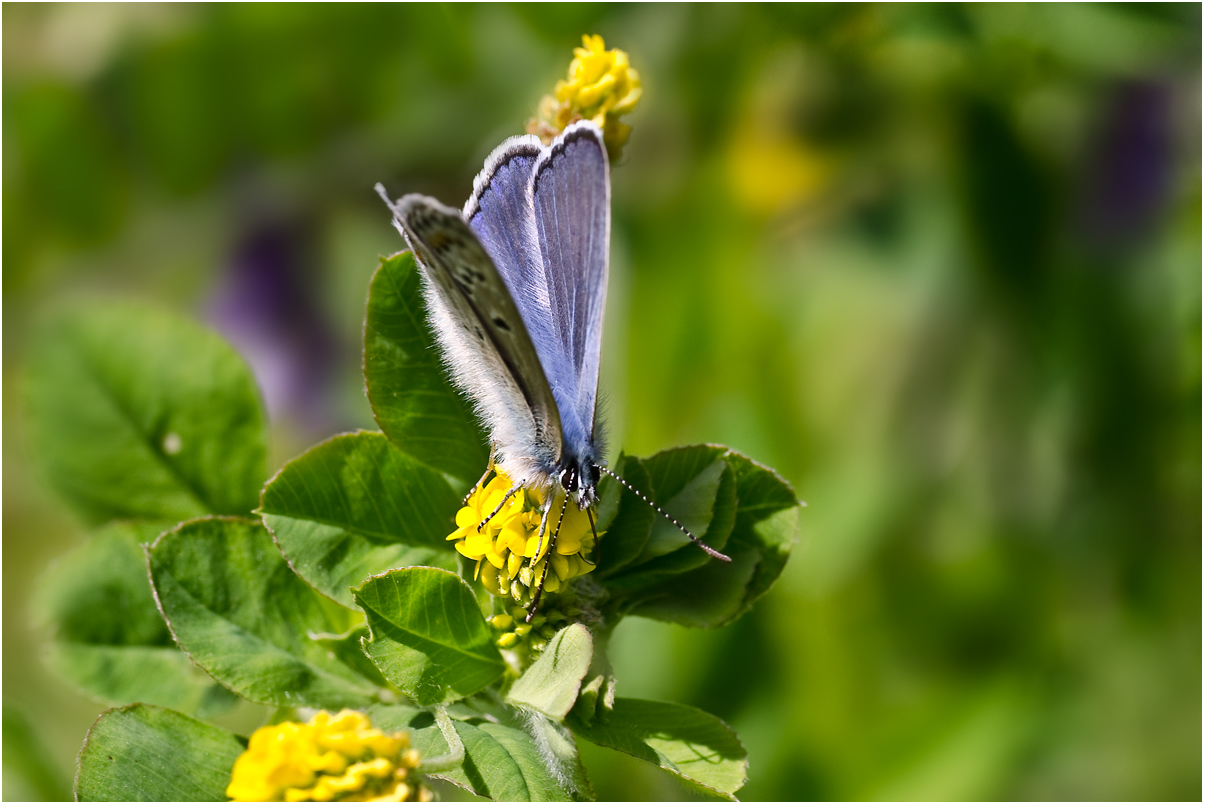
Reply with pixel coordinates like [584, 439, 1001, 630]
[559, 466, 578, 493]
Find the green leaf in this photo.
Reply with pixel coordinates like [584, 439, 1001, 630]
[75, 704, 245, 802]
[635, 454, 800, 626]
[507, 624, 593, 719]
[3, 704, 71, 802]
[594, 455, 655, 578]
[364, 252, 488, 482]
[369, 703, 580, 801]
[147, 517, 378, 708]
[356, 567, 505, 705]
[568, 698, 747, 800]
[46, 644, 240, 718]
[32, 521, 237, 717]
[601, 448, 738, 597]
[724, 452, 800, 611]
[25, 303, 267, 525]
[727, 451, 800, 522]
[524, 714, 594, 800]
[310, 625, 392, 690]
[261, 431, 459, 608]
[601, 447, 799, 627]
[727, 504, 799, 615]
[624, 544, 760, 628]
[640, 447, 730, 561]
[572, 673, 617, 726]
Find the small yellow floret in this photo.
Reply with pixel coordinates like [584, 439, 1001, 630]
[447, 468, 599, 609]
[226, 710, 429, 802]
[528, 34, 642, 159]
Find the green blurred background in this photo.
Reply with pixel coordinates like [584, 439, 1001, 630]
[4, 3, 1200, 800]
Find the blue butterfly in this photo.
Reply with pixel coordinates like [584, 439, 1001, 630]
[377, 121, 728, 609]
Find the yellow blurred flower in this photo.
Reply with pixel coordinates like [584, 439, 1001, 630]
[528, 34, 642, 159]
[449, 469, 597, 610]
[728, 122, 832, 215]
[226, 710, 429, 802]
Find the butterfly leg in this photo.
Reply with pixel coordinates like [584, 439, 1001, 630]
[532, 502, 552, 559]
[582, 507, 599, 568]
[463, 448, 498, 506]
[527, 495, 568, 621]
[476, 481, 524, 532]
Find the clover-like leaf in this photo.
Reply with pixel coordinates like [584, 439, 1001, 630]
[365, 252, 488, 482]
[600, 446, 738, 597]
[599, 446, 799, 627]
[355, 567, 505, 705]
[507, 624, 594, 720]
[369, 704, 579, 801]
[632, 453, 800, 626]
[594, 454, 656, 578]
[261, 431, 459, 608]
[640, 446, 731, 561]
[75, 704, 245, 802]
[34, 520, 238, 718]
[25, 303, 266, 525]
[147, 517, 378, 709]
[568, 698, 747, 800]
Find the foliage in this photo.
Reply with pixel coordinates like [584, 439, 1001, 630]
[6, 4, 1200, 802]
[25, 252, 798, 800]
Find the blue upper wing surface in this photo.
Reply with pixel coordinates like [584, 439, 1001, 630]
[529, 123, 610, 460]
[464, 136, 561, 375]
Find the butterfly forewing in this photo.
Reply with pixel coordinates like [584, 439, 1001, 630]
[463, 137, 562, 385]
[390, 194, 564, 472]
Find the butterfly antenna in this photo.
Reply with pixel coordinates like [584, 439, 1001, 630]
[599, 466, 731, 562]
[527, 497, 568, 622]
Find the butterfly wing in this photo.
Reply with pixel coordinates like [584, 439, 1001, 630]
[462, 136, 563, 397]
[380, 191, 564, 482]
[529, 122, 610, 462]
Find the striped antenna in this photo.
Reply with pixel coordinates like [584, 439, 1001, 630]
[598, 466, 731, 562]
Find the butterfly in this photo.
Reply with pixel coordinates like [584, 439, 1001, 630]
[376, 121, 728, 612]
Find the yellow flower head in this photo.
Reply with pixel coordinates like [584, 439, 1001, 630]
[528, 34, 642, 160]
[448, 469, 598, 616]
[226, 710, 430, 802]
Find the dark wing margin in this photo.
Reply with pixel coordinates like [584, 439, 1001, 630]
[529, 122, 610, 455]
[375, 187, 563, 463]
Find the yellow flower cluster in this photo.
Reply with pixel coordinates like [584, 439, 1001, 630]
[448, 470, 596, 606]
[528, 34, 642, 159]
[489, 606, 565, 654]
[226, 710, 429, 803]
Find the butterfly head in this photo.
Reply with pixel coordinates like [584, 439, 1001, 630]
[559, 459, 601, 510]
